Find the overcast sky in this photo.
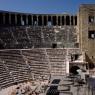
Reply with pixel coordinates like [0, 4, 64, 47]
[0, 0, 95, 14]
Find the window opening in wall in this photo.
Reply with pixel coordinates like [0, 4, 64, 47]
[48, 16, 52, 26]
[58, 16, 60, 26]
[70, 66, 80, 75]
[71, 54, 79, 61]
[0, 13, 3, 25]
[17, 14, 21, 25]
[48, 16, 51, 21]
[62, 16, 64, 25]
[44, 16, 47, 26]
[52, 43, 57, 48]
[71, 16, 74, 25]
[89, 16, 94, 23]
[52, 16, 56, 26]
[5, 13, 9, 25]
[28, 15, 32, 25]
[33, 15, 37, 26]
[75, 16, 77, 25]
[88, 30, 95, 39]
[66, 16, 70, 25]
[74, 43, 79, 48]
[11, 14, 15, 25]
[38, 16, 42, 26]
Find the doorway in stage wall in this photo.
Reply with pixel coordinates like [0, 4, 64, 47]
[52, 43, 57, 48]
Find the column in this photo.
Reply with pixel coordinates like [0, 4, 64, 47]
[9, 13, 11, 25]
[73, 16, 75, 25]
[37, 15, 38, 26]
[70, 16, 71, 26]
[31, 15, 33, 26]
[20, 15, 23, 25]
[56, 16, 58, 26]
[60, 16, 62, 26]
[64, 15, 66, 25]
[26, 15, 28, 25]
[42, 15, 44, 26]
[15, 14, 17, 25]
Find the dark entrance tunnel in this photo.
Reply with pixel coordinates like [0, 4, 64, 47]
[70, 66, 80, 75]
[52, 43, 57, 48]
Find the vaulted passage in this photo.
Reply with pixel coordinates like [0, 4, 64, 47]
[75, 16, 77, 25]
[48, 16, 52, 26]
[48, 16, 51, 22]
[22, 15, 26, 25]
[28, 15, 32, 25]
[5, 13, 9, 25]
[38, 16, 42, 26]
[0, 13, 3, 25]
[62, 16, 64, 25]
[58, 16, 60, 26]
[66, 16, 70, 25]
[33, 15, 37, 26]
[70, 66, 80, 75]
[44, 16, 47, 26]
[11, 14, 15, 25]
[71, 16, 74, 25]
[52, 16, 56, 26]
[17, 14, 21, 25]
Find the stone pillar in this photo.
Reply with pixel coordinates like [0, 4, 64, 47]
[31, 15, 33, 26]
[37, 15, 38, 26]
[60, 16, 62, 26]
[64, 15, 66, 25]
[73, 16, 75, 25]
[56, 16, 58, 26]
[20, 15, 23, 25]
[15, 14, 17, 25]
[42, 15, 44, 26]
[26, 15, 28, 25]
[9, 13, 11, 25]
[69, 16, 71, 25]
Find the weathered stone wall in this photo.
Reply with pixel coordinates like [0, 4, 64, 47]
[79, 4, 95, 63]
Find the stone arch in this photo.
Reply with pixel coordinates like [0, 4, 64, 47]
[5, 13, 9, 25]
[17, 14, 21, 25]
[70, 65, 80, 75]
[38, 15, 42, 26]
[33, 15, 37, 26]
[28, 15, 32, 25]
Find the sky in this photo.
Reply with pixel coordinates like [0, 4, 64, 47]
[0, 0, 95, 14]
